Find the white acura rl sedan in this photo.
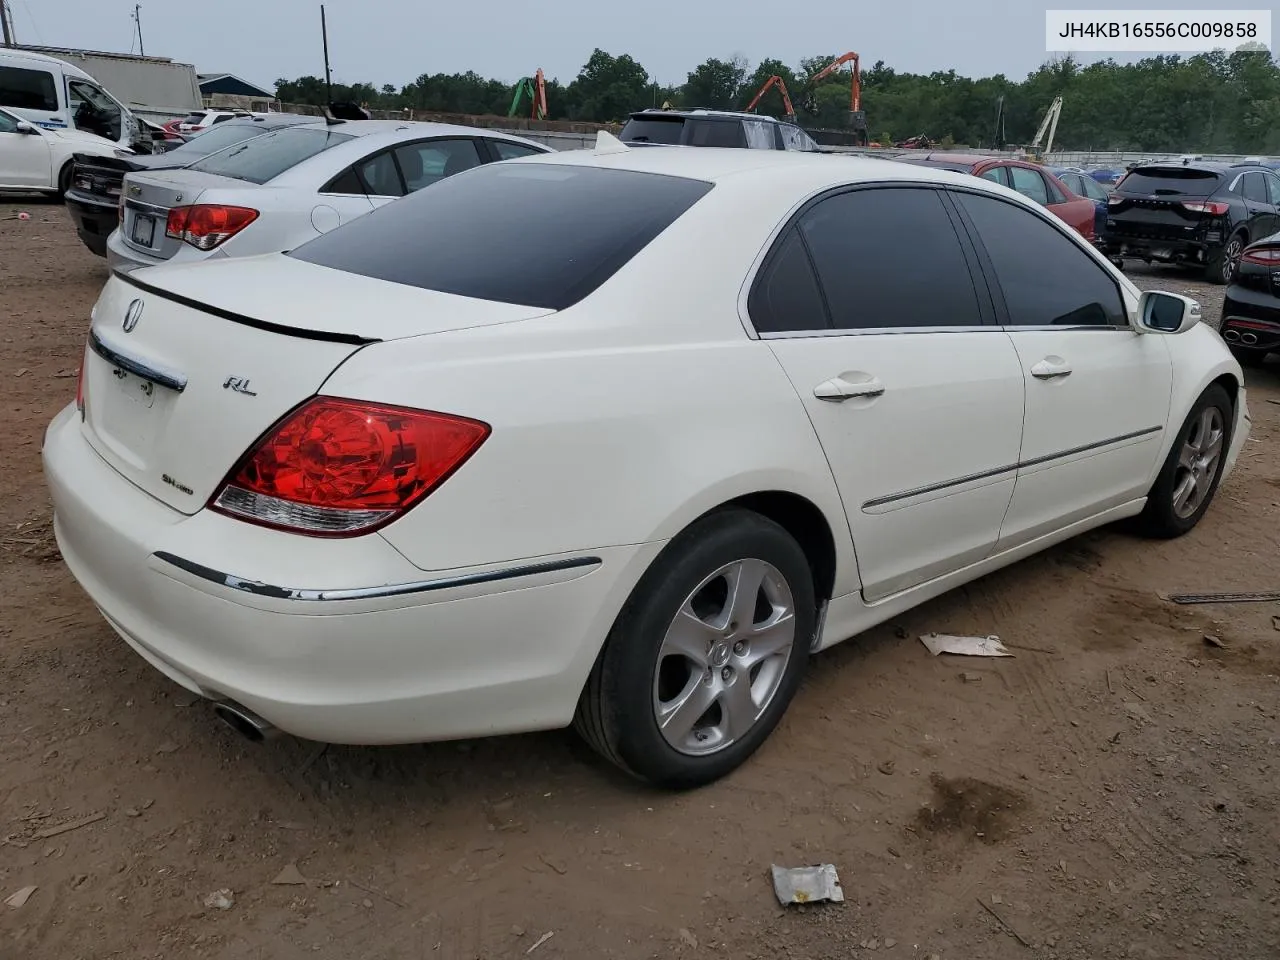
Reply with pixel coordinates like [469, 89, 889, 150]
[44, 137, 1250, 787]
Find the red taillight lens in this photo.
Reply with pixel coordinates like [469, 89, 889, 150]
[1180, 201, 1230, 216]
[1241, 246, 1280, 265]
[209, 397, 490, 536]
[166, 204, 259, 250]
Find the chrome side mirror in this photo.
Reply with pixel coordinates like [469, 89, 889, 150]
[14, 121, 37, 135]
[1137, 290, 1200, 334]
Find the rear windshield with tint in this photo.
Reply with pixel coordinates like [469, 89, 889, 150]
[186, 127, 355, 184]
[1118, 168, 1223, 196]
[289, 163, 714, 310]
[177, 121, 280, 155]
[620, 116, 686, 144]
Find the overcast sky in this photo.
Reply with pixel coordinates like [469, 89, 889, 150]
[9, 0, 1263, 89]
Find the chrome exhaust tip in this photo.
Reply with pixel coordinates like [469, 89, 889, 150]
[213, 701, 278, 742]
[1223, 329, 1241, 342]
[1240, 332, 1258, 345]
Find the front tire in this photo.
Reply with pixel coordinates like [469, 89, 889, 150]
[56, 161, 74, 199]
[575, 509, 816, 788]
[1136, 384, 1232, 538]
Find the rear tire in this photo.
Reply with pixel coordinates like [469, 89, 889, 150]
[1205, 232, 1246, 285]
[574, 509, 815, 788]
[1135, 384, 1232, 539]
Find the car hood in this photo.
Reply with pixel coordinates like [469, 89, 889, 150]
[48, 127, 130, 153]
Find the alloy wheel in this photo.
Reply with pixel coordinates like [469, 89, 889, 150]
[1172, 406, 1224, 519]
[1222, 236, 1244, 283]
[652, 558, 796, 756]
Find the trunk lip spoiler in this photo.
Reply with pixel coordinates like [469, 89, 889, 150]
[112, 269, 380, 347]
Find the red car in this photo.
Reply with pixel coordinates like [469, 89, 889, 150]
[898, 153, 1097, 242]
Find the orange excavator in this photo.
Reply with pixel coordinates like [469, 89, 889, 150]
[743, 51, 867, 145]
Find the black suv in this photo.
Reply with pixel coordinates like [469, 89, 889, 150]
[64, 113, 316, 257]
[1103, 161, 1280, 284]
[619, 109, 820, 152]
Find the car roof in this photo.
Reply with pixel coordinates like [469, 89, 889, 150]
[1130, 161, 1243, 174]
[506, 141, 1030, 196]
[0, 48, 93, 79]
[627, 109, 786, 124]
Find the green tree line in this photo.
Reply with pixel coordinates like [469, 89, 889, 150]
[276, 46, 1280, 153]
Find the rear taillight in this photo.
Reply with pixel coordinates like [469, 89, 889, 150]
[1180, 201, 1230, 216]
[1241, 246, 1280, 265]
[209, 397, 490, 536]
[166, 204, 259, 250]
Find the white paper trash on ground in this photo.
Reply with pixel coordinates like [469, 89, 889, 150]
[770, 864, 845, 905]
[920, 633, 1013, 657]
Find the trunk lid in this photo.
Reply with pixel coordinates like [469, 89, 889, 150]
[120, 169, 251, 261]
[1107, 167, 1226, 241]
[80, 263, 552, 513]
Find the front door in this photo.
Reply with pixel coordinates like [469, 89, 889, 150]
[950, 189, 1173, 549]
[0, 111, 51, 186]
[750, 185, 1027, 602]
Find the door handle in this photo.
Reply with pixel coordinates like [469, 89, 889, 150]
[814, 376, 885, 401]
[1030, 357, 1072, 380]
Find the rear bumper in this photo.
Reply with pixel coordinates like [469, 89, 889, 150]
[1222, 288, 1280, 353]
[64, 190, 117, 258]
[43, 403, 661, 745]
[1102, 233, 1210, 262]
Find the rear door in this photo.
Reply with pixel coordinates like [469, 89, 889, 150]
[1240, 171, 1278, 240]
[952, 189, 1171, 549]
[757, 185, 1026, 602]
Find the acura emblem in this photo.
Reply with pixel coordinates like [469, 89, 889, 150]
[122, 299, 144, 333]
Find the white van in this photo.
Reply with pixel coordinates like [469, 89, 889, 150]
[0, 49, 139, 150]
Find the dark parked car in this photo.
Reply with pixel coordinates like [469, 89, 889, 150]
[1103, 161, 1280, 284]
[1220, 232, 1280, 367]
[1054, 169, 1111, 242]
[619, 109, 820, 152]
[63, 113, 316, 256]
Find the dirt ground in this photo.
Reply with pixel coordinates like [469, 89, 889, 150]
[1, 200, 1278, 960]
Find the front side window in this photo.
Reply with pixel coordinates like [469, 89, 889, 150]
[1266, 173, 1280, 206]
[0, 66, 58, 112]
[187, 127, 355, 184]
[393, 138, 482, 192]
[1009, 166, 1049, 205]
[67, 80, 122, 141]
[289, 164, 713, 310]
[956, 191, 1126, 328]
[796, 187, 983, 330]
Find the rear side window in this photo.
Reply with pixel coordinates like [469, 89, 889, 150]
[490, 139, 546, 160]
[978, 167, 1009, 187]
[619, 117, 685, 144]
[1009, 166, 1049, 205]
[0, 65, 58, 111]
[1118, 168, 1222, 196]
[394, 138, 482, 192]
[186, 128, 355, 184]
[1242, 172, 1268, 204]
[796, 187, 982, 330]
[956, 191, 1126, 328]
[1267, 174, 1280, 205]
[749, 228, 828, 333]
[289, 164, 714, 310]
[358, 150, 402, 196]
[688, 120, 747, 148]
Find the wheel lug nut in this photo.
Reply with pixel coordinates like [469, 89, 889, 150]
[721, 667, 732, 681]
[732, 641, 745, 655]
